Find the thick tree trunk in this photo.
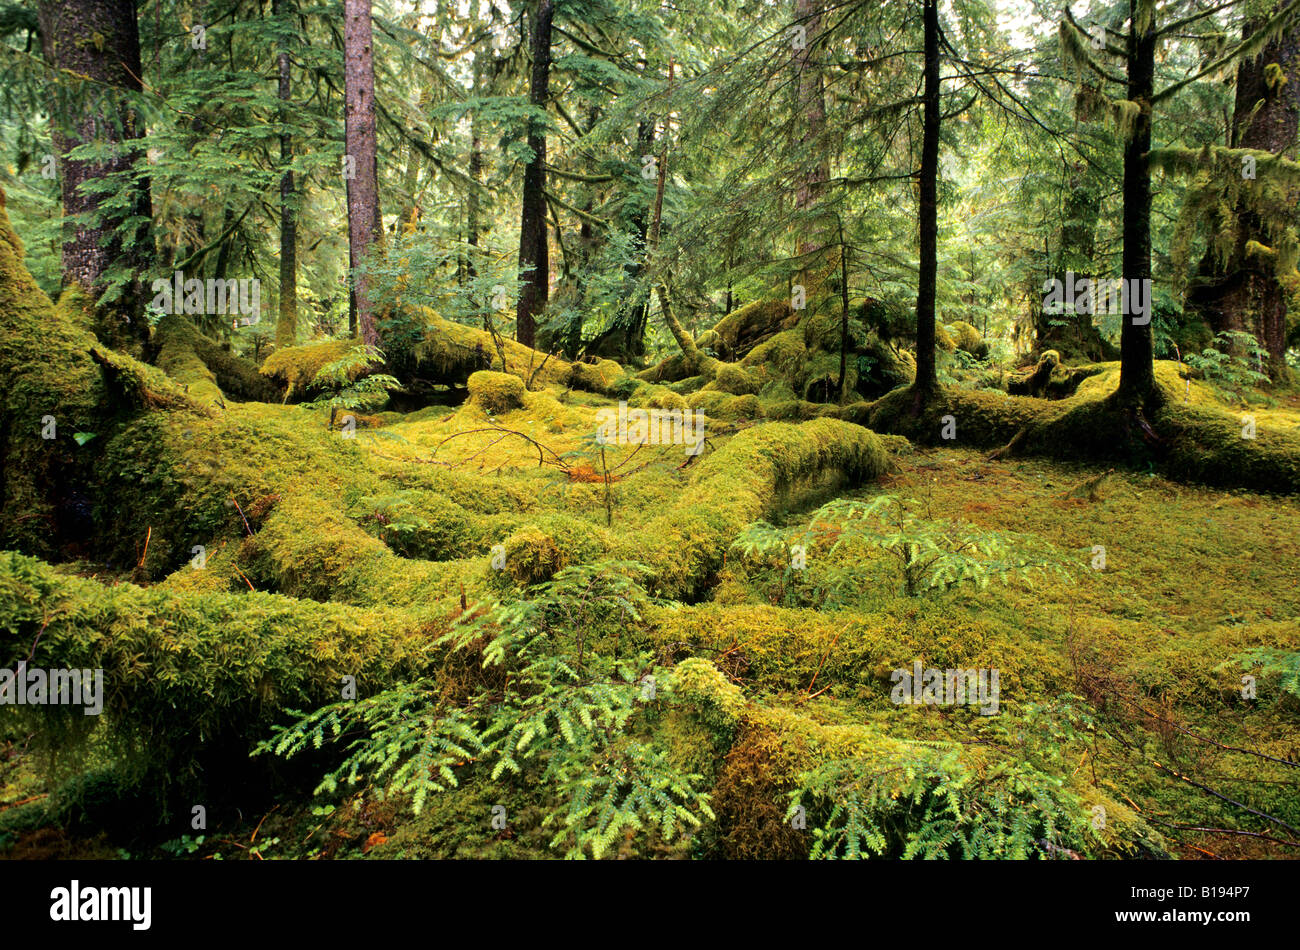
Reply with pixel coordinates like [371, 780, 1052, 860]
[37, 0, 152, 344]
[912, 0, 941, 408]
[793, 0, 828, 261]
[1193, 10, 1298, 375]
[275, 0, 298, 347]
[343, 0, 382, 347]
[1116, 0, 1157, 404]
[516, 0, 554, 349]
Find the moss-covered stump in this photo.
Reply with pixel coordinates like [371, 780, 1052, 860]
[1006, 350, 1104, 399]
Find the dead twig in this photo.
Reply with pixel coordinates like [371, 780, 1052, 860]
[434, 424, 570, 472]
[232, 496, 254, 536]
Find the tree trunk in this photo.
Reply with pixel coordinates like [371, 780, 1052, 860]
[912, 0, 941, 408]
[37, 0, 152, 345]
[793, 0, 828, 262]
[1192, 9, 1298, 375]
[1116, 0, 1157, 404]
[1037, 159, 1117, 361]
[516, 0, 554, 349]
[587, 118, 654, 361]
[343, 0, 382, 347]
[466, 126, 482, 278]
[275, 0, 298, 347]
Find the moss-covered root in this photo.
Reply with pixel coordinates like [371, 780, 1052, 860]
[993, 372, 1300, 493]
[867, 385, 1050, 450]
[155, 314, 281, 404]
[0, 190, 104, 555]
[626, 418, 890, 599]
[0, 188, 200, 556]
[0, 550, 441, 779]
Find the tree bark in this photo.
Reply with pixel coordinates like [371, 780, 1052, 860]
[275, 0, 298, 347]
[466, 124, 482, 278]
[516, 0, 554, 349]
[1037, 159, 1117, 361]
[912, 0, 941, 408]
[343, 0, 382, 347]
[793, 0, 828, 262]
[37, 0, 152, 344]
[1192, 9, 1298, 374]
[1116, 0, 1157, 404]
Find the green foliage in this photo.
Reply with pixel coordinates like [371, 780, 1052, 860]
[734, 494, 1074, 600]
[260, 563, 715, 858]
[1182, 331, 1271, 404]
[1237, 648, 1300, 701]
[303, 344, 401, 426]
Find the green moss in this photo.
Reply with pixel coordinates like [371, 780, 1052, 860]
[647, 601, 1051, 700]
[935, 322, 957, 352]
[685, 390, 764, 421]
[704, 363, 763, 396]
[155, 315, 280, 403]
[868, 385, 1049, 449]
[623, 418, 889, 599]
[0, 189, 107, 556]
[260, 339, 354, 398]
[501, 513, 615, 587]
[0, 550, 441, 785]
[565, 358, 624, 395]
[948, 320, 987, 358]
[711, 299, 798, 359]
[356, 489, 519, 561]
[466, 370, 528, 415]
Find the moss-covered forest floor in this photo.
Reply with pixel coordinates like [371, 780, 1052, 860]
[4, 379, 1298, 859]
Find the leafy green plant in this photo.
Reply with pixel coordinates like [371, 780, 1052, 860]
[787, 750, 1090, 859]
[1183, 331, 1271, 404]
[258, 562, 714, 859]
[733, 495, 1074, 601]
[1235, 648, 1300, 701]
[303, 344, 401, 429]
[786, 702, 1106, 859]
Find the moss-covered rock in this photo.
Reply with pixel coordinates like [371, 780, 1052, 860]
[467, 370, 528, 415]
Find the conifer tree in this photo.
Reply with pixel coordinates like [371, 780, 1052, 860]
[516, 0, 555, 349]
[1060, 0, 1300, 404]
[344, 0, 382, 346]
[36, 0, 151, 342]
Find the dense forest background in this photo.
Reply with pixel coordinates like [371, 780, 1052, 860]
[0, 0, 1298, 861]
